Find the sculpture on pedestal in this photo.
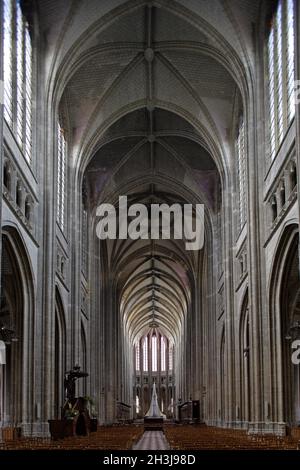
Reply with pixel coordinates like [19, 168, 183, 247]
[144, 381, 164, 430]
[64, 364, 88, 400]
[145, 382, 163, 418]
[49, 364, 93, 440]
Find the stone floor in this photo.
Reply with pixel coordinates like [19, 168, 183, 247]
[133, 431, 170, 450]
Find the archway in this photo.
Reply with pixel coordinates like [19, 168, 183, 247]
[219, 326, 225, 424]
[54, 287, 66, 418]
[269, 224, 300, 428]
[280, 231, 300, 425]
[0, 227, 34, 429]
[79, 322, 87, 397]
[239, 290, 250, 425]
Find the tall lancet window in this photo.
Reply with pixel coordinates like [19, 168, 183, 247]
[267, 0, 295, 160]
[3, 0, 33, 163]
[135, 342, 140, 371]
[236, 118, 246, 232]
[57, 124, 67, 232]
[81, 208, 88, 275]
[152, 334, 157, 372]
[3, 0, 13, 126]
[143, 336, 148, 372]
[161, 336, 166, 371]
[169, 345, 173, 371]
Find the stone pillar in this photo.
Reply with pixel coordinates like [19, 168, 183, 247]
[295, 0, 300, 268]
[246, 76, 265, 433]
[223, 184, 236, 427]
[39, 117, 58, 433]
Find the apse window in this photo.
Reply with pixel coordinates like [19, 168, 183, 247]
[3, 0, 33, 163]
[152, 334, 157, 372]
[266, 0, 295, 160]
[143, 336, 148, 372]
[138, 332, 170, 373]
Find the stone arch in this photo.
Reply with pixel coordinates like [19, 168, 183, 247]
[239, 288, 250, 425]
[0, 225, 35, 433]
[269, 223, 300, 428]
[219, 325, 225, 424]
[54, 286, 67, 418]
[79, 321, 87, 397]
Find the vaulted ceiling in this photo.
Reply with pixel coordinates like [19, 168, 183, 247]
[86, 108, 214, 346]
[36, 0, 261, 347]
[37, 0, 262, 166]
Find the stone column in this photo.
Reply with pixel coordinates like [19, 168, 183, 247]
[223, 183, 236, 427]
[295, 0, 300, 266]
[246, 78, 265, 433]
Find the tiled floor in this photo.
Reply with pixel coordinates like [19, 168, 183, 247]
[133, 431, 170, 450]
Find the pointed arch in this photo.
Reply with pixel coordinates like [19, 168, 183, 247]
[239, 288, 250, 424]
[269, 223, 300, 426]
[219, 324, 225, 423]
[79, 321, 87, 397]
[54, 286, 67, 418]
[0, 225, 35, 431]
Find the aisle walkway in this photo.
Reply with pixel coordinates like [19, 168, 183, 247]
[133, 431, 170, 450]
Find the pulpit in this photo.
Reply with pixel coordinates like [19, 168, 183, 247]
[48, 397, 96, 439]
[48, 365, 97, 440]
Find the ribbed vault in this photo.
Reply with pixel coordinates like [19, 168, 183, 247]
[53, 1, 246, 173]
[84, 106, 217, 374]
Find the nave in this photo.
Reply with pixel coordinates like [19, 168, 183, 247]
[1, 0, 300, 446]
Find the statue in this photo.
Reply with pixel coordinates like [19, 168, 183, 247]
[64, 364, 88, 401]
[145, 382, 163, 418]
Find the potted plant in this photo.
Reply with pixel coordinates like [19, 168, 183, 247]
[64, 402, 79, 420]
[83, 396, 96, 415]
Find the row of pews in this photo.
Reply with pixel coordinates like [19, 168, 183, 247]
[1, 423, 300, 450]
[0, 425, 144, 450]
[164, 424, 300, 450]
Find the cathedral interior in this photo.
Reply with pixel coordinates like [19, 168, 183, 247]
[1, 0, 300, 450]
